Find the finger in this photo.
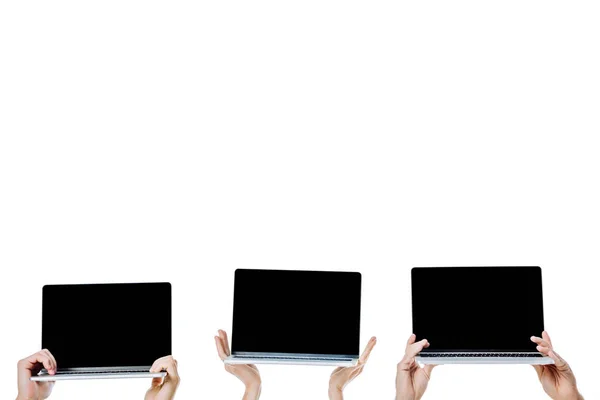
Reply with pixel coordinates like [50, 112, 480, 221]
[349, 365, 364, 381]
[536, 345, 551, 355]
[24, 352, 54, 374]
[150, 376, 164, 387]
[532, 364, 543, 378]
[47, 350, 58, 373]
[150, 356, 165, 373]
[406, 334, 417, 347]
[150, 355, 175, 373]
[530, 336, 551, 348]
[43, 349, 58, 373]
[542, 331, 553, 347]
[40, 350, 56, 372]
[150, 356, 180, 383]
[218, 330, 231, 355]
[406, 339, 429, 359]
[218, 330, 231, 357]
[548, 350, 568, 368]
[358, 337, 377, 364]
[166, 358, 179, 381]
[399, 339, 429, 370]
[215, 336, 229, 361]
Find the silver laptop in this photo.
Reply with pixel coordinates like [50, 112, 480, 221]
[412, 267, 553, 365]
[32, 282, 171, 381]
[224, 269, 362, 366]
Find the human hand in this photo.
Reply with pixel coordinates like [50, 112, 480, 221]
[396, 335, 435, 400]
[144, 356, 180, 400]
[215, 329, 261, 400]
[328, 336, 377, 400]
[531, 331, 583, 400]
[16, 350, 57, 400]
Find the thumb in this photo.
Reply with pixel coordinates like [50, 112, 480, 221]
[150, 377, 163, 387]
[548, 350, 568, 369]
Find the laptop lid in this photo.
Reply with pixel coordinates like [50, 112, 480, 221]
[412, 267, 544, 352]
[231, 269, 361, 357]
[42, 282, 172, 369]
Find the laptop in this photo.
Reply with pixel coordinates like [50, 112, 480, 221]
[31, 282, 172, 381]
[224, 269, 362, 366]
[412, 267, 553, 365]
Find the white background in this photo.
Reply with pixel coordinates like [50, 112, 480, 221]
[1, 0, 599, 399]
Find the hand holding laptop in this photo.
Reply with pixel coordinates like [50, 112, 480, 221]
[329, 336, 377, 400]
[145, 356, 181, 400]
[396, 334, 436, 400]
[17, 350, 180, 400]
[531, 331, 584, 400]
[17, 350, 57, 400]
[34, 283, 172, 381]
[215, 330, 262, 400]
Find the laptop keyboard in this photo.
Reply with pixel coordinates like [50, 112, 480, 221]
[57, 369, 151, 375]
[419, 353, 544, 357]
[234, 356, 351, 361]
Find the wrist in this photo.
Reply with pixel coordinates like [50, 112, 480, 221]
[552, 392, 583, 400]
[243, 383, 261, 400]
[328, 385, 343, 400]
[565, 388, 584, 400]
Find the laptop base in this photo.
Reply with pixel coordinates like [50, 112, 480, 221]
[416, 354, 554, 365]
[31, 371, 166, 381]
[225, 355, 357, 367]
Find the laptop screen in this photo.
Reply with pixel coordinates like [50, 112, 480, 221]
[412, 267, 544, 352]
[42, 282, 171, 369]
[232, 269, 361, 356]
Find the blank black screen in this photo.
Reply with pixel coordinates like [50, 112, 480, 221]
[42, 283, 171, 368]
[412, 267, 544, 351]
[232, 269, 361, 356]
